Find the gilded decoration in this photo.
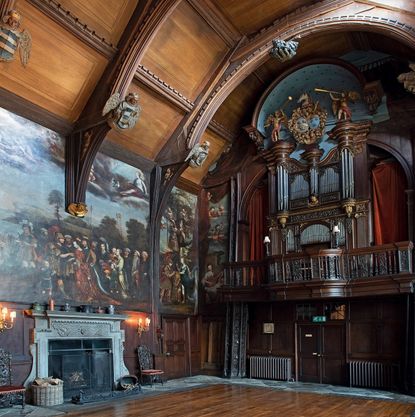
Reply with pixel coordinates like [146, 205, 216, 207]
[287, 93, 327, 145]
[67, 202, 88, 218]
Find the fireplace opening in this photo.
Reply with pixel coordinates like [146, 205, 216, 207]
[48, 339, 113, 399]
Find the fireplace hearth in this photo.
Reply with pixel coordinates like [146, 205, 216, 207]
[49, 339, 113, 398]
[25, 310, 130, 399]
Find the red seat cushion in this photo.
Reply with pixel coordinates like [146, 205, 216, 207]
[141, 370, 164, 375]
[0, 386, 25, 393]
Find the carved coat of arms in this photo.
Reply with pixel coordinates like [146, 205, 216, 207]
[102, 92, 141, 130]
[288, 93, 327, 145]
[0, 10, 31, 67]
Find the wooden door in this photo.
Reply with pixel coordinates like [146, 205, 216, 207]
[162, 317, 189, 379]
[298, 324, 346, 385]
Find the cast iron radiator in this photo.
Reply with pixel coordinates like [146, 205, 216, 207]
[249, 356, 292, 381]
[348, 361, 398, 389]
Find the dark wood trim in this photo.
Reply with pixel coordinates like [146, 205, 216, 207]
[27, 0, 117, 59]
[0, 87, 72, 135]
[187, 0, 241, 48]
[176, 177, 202, 195]
[111, 0, 181, 97]
[208, 120, 235, 143]
[183, 1, 415, 154]
[135, 65, 194, 112]
[101, 140, 156, 172]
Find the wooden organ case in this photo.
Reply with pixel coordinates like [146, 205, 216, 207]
[263, 119, 372, 257]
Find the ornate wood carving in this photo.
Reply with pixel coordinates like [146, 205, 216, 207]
[223, 302, 248, 378]
[135, 65, 194, 112]
[183, 1, 415, 151]
[27, 0, 117, 59]
[65, 123, 110, 214]
[187, 0, 241, 48]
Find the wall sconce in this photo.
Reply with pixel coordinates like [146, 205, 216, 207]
[263, 236, 271, 256]
[0, 307, 16, 332]
[332, 224, 340, 249]
[137, 317, 151, 336]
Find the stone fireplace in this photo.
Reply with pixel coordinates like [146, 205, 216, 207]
[24, 310, 129, 398]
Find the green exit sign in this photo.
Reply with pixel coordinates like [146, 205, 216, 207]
[312, 316, 327, 323]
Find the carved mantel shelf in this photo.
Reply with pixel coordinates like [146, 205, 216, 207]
[24, 310, 129, 388]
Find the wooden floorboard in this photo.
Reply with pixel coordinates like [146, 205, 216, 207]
[64, 384, 415, 417]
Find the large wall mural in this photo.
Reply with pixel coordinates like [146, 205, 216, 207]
[200, 191, 229, 304]
[159, 187, 198, 314]
[0, 107, 150, 309]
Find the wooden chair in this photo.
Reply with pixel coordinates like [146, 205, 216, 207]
[137, 345, 164, 386]
[0, 349, 25, 409]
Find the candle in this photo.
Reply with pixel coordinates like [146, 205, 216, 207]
[138, 318, 143, 326]
[2, 307, 7, 320]
[10, 311, 16, 322]
[145, 317, 151, 327]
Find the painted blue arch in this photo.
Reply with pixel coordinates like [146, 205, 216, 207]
[257, 63, 388, 160]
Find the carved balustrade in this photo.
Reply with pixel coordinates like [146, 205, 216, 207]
[223, 241, 413, 288]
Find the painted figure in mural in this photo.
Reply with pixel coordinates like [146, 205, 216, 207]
[122, 248, 132, 292]
[160, 252, 174, 303]
[16, 221, 37, 269]
[186, 140, 210, 168]
[102, 92, 141, 130]
[0, 10, 31, 67]
[131, 250, 141, 293]
[201, 264, 223, 303]
[178, 258, 193, 303]
[120, 169, 147, 198]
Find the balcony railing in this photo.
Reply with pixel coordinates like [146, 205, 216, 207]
[223, 241, 413, 288]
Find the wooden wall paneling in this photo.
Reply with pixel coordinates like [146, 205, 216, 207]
[213, 73, 263, 138]
[0, 0, 108, 122]
[51, 0, 138, 46]
[106, 81, 185, 161]
[181, 130, 228, 185]
[215, 0, 316, 35]
[247, 303, 272, 355]
[0, 305, 33, 385]
[141, 1, 228, 101]
[200, 317, 225, 373]
[161, 316, 190, 379]
[189, 316, 201, 375]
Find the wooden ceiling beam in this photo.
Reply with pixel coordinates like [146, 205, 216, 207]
[187, 0, 242, 48]
[208, 120, 236, 143]
[27, 0, 117, 59]
[134, 65, 194, 113]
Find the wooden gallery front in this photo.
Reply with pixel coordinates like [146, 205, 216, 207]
[0, 0, 414, 409]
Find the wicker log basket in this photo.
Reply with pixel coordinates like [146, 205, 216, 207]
[32, 377, 63, 406]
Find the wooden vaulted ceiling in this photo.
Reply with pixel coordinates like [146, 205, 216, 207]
[1, 0, 415, 187]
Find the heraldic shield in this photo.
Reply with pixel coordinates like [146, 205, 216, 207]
[0, 29, 18, 61]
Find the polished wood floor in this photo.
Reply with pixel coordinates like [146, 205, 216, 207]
[64, 384, 415, 417]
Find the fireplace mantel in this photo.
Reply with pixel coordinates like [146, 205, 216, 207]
[24, 310, 130, 388]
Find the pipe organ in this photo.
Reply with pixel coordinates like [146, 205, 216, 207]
[262, 119, 372, 255]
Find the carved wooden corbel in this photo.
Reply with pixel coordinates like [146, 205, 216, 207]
[65, 122, 110, 217]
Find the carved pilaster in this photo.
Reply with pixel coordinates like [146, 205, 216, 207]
[65, 122, 111, 216]
[329, 120, 372, 155]
[223, 302, 248, 378]
[405, 189, 414, 242]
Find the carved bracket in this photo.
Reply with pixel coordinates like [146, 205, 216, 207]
[65, 122, 111, 216]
